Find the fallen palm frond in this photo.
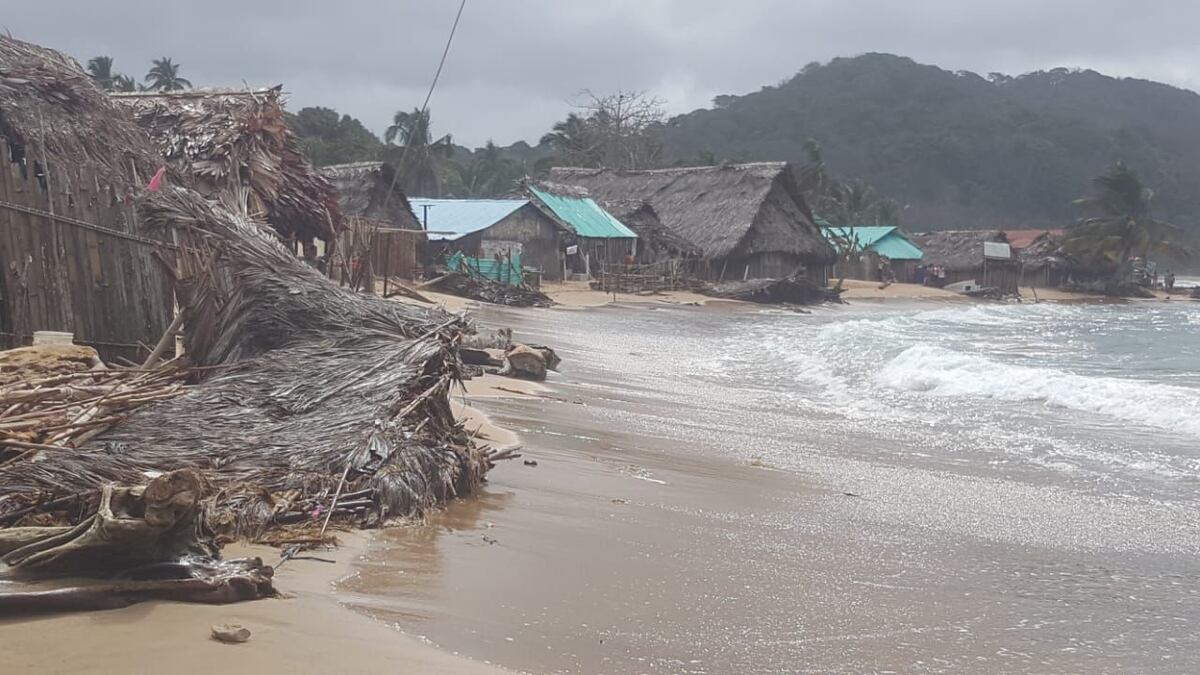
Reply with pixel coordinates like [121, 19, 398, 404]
[0, 187, 497, 538]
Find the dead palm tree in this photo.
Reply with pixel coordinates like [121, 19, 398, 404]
[384, 108, 454, 197]
[144, 58, 192, 91]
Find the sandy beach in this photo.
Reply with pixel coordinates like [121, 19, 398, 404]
[5, 290, 1194, 674]
[1, 530, 511, 674]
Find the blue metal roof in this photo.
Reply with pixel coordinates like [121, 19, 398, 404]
[410, 199, 529, 241]
[822, 226, 924, 261]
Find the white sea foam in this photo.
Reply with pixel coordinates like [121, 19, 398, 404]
[876, 344, 1200, 437]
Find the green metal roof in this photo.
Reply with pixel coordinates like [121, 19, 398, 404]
[529, 186, 637, 239]
[822, 226, 924, 260]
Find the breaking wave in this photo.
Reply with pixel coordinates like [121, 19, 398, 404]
[876, 344, 1200, 438]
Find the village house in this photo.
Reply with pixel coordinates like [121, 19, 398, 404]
[415, 185, 638, 283]
[413, 198, 565, 282]
[321, 161, 423, 282]
[820, 225, 924, 282]
[524, 182, 637, 278]
[0, 37, 178, 361]
[549, 162, 835, 282]
[911, 230, 1021, 293]
[112, 87, 341, 255]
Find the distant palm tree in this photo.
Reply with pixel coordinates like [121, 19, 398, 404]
[384, 108, 454, 197]
[1064, 162, 1190, 290]
[87, 56, 116, 91]
[540, 113, 599, 166]
[112, 74, 138, 92]
[144, 57, 192, 91]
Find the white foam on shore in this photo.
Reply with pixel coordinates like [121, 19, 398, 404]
[876, 344, 1200, 438]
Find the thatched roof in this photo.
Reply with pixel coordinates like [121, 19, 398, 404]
[1019, 231, 1073, 270]
[600, 198, 699, 257]
[112, 87, 340, 243]
[549, 163, 834, 264]
[321, 161, 420, 230]
[911, 230, 1008, 271]
[0, 36, 161, 189]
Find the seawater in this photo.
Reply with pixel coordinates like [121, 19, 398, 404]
[571, 300, 1200, 503]
[347, 299, 1200, 674]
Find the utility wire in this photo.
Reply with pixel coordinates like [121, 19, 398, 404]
[381, 0, 468, 214]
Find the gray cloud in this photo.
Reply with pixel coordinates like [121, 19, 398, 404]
[9, 1, 1200, 146]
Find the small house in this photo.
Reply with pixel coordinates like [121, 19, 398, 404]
[821, 225, 924, 282]
[549, 162, 834, 282]
[412, 198, 565, 281]
[911, 230, 1020, 293]
[524, 183, 638, 278]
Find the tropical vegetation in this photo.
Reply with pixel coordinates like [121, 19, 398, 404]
[1064, 162, 1191, 291]
[144, 57, 191, 91]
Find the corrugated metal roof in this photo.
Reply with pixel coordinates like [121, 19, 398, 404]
[410, 199, 529, 241]
[529, 186, 636, 239]
[822, 226, 924, 260]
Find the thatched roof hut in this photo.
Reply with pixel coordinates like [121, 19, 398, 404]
[0, 36, 178, 360]
[0, 37, 160, 187]
[910, 230, 1009, 272]
[549, 162, 834, 280]
[112, 87, 340, 244]
[320, 161, 420, 230]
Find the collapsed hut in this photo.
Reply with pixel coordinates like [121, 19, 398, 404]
[0, 186, 497, 538]
[549, 162, 835, 282]
[0, 37, 500, 543]
[321, 161, 425, 286]
[1018, 231, 1072, 288]
[0, 36, 176, 362]
[910, 230, 1020, 292]
[112, 87, 341, 253]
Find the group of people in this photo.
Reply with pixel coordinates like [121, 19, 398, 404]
[915, 264, 947, 287]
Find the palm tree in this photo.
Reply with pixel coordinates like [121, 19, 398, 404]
[87, 56, 116, 91]
[1064, 162, 1190, 291]
[540, 113, 599, 166]
[112, 74, 138, 92]
[384, 108, 454, 197]
[144, 58, 192, 91]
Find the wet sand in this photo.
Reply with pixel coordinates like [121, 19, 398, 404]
[1, 531, 510, 674]
[335, 300, 1200, 674]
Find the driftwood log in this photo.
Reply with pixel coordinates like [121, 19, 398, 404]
[0, 469, 276, 614]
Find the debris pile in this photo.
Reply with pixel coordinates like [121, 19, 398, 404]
[0, 350, 191, 472]
[0, 188, 499, 541]
[702, 277, 836, 304]
[424, 272, 554, 308]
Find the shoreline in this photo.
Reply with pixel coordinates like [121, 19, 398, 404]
[1, 530, 512, 674]
[0, 379, 532, 675]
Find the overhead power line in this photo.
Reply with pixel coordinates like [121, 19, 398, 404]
[382, 0, 468, 213]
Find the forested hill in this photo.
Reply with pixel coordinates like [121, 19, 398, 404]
[659, 54, 1200, 231]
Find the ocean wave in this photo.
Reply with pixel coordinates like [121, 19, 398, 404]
[876, 345, 1200, 437]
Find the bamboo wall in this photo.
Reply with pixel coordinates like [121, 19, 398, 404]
[0, 138, 175, 361]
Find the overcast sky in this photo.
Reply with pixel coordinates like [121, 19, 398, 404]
[8, 1, 1199, 147]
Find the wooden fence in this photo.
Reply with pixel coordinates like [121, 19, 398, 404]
[0, 138, 176, 362]
[592, 259, 693, 294]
